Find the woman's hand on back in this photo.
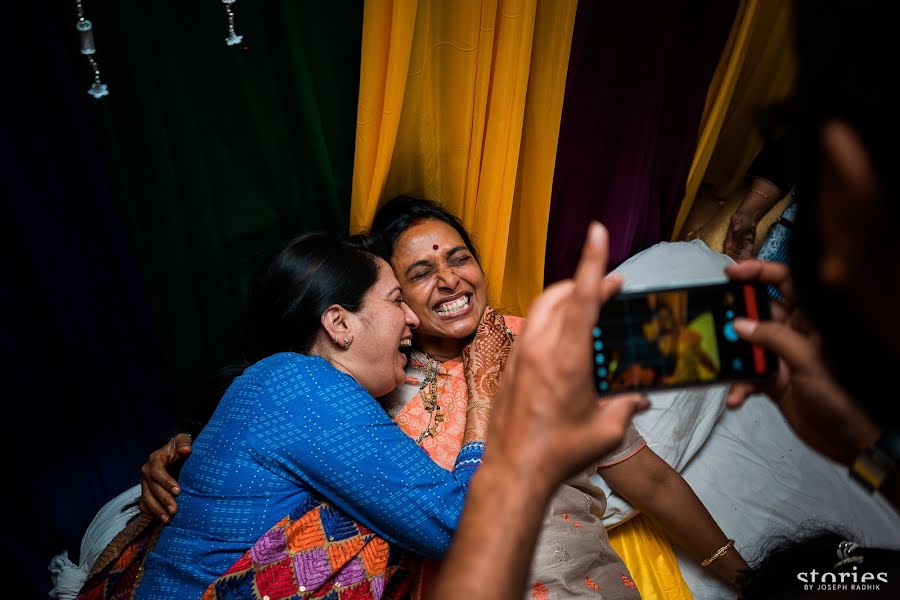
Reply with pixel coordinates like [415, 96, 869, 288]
[138, 432, 193, 523]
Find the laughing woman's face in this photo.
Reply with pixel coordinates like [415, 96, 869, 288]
[389, 219, 487, 352]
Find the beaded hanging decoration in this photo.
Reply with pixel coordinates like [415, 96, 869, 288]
[74, 1, 108, 98]
[416, 353, 445, 444]
[221, 0, 244, 46]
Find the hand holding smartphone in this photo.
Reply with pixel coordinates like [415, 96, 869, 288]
[593, 281, 777, 395]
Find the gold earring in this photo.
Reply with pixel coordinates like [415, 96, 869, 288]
[343, 338, 351, 350]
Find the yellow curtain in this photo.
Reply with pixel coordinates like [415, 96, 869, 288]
[671, 0, 795, 240]
[350, 0, 576, 315]
[354, 4, 693, 597]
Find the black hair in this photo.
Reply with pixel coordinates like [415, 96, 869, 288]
[738, 525, 900, 599]
[244, 232, 380, 360]
[368, 195, 480, 264]
[187, 233, 380, 435]
[785, 0, 899, 426]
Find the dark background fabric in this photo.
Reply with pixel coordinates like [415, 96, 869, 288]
[544, 0, 738, 281]
[4, 1, 362, 595]
[87, 1, 364, 423]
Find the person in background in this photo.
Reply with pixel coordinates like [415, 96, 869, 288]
[724, 0, 899, 511]
[723, 134, 797, 264]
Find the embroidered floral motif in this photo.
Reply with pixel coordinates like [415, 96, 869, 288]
[199, 501, 410, 600]
[531, 580, 550, 600]
[562, 513, 583, 528]
[620, 572, 638, 590]
[584, 574, 601, 591]
[553, 540, 571, 563]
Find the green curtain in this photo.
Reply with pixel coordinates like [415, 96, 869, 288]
[85, 2, 364, 420]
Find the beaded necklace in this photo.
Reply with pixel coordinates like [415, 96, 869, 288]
[415, 353, 446, 444]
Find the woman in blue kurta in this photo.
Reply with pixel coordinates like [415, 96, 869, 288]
[133, 234, 486, 600]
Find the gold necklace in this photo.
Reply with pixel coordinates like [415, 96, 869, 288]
[416, 353, 445, 444]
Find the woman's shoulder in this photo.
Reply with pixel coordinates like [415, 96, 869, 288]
[234, 353, 373, 420]
[242, 352, 344, 386]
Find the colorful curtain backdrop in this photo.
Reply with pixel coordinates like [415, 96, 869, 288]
[544, 0, 739, 281]
[671, 0, 796, 239]
[351, 0, 577, 316]
[87, 2, 364, 420]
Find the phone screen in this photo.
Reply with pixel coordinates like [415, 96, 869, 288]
[593, 281, 777, 395]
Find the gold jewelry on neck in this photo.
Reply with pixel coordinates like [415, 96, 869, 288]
[416, 353, 445, 444]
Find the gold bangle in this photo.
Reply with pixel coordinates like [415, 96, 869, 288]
[750, 188, 770, 200]
[467, 400, 492, 412]
[701, 539, 735, 567]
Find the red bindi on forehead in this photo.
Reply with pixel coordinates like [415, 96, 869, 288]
[433, 244, 439, 251]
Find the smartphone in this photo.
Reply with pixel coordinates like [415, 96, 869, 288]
[592, 281, 778, 395]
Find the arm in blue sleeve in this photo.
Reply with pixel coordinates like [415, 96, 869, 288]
[247, 356, 483, 560]
[453, 441, 484, 485]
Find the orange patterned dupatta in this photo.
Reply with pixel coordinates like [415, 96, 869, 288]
[201, 495, 412, 600]
[76, 514, 161, 600]
[390, 307, 522, 599]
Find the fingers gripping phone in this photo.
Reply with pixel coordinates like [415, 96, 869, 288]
[593, 281, 778, 395]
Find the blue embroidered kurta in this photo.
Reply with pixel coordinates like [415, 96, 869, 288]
[137, 353, 482, 600]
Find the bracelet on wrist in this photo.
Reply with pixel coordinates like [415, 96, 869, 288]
[701, 539, 735, 567]
[467, 400, 492, 412]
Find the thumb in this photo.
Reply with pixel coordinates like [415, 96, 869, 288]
[172, 433, 193, 455]
[587, 394, 649, 451]
[734, 318, 813, 369]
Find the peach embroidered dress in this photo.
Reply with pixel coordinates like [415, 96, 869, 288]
[380, 313, 645, 600]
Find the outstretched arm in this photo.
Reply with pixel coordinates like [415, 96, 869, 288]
[724, 177, 782, 261]
[601, 446, 747, 585]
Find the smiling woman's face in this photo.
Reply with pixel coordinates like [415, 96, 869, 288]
[389, 219, 487, 356]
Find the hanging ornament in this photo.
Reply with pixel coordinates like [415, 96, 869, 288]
[75, 1, 108, 98]
[222, 0, 244, 46]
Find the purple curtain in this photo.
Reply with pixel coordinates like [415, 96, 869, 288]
[544, 0, 738, 282]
